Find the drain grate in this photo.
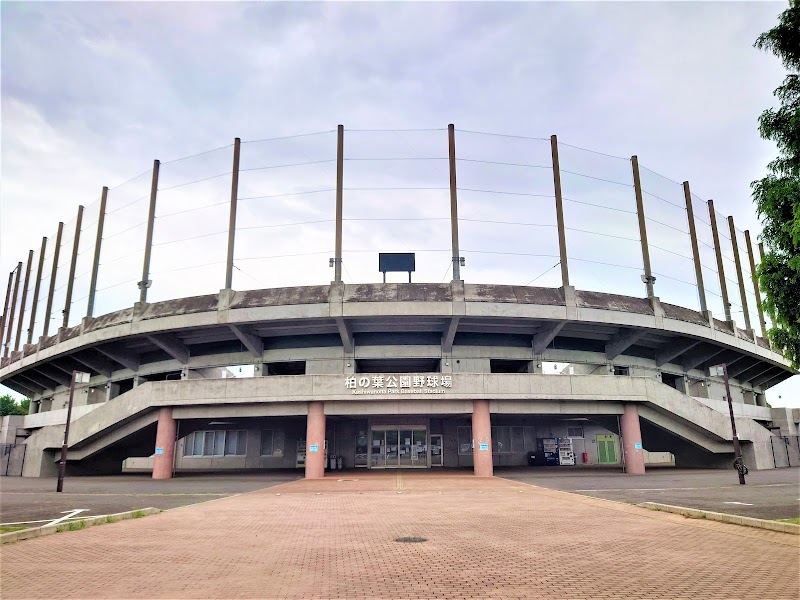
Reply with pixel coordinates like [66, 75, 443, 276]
[395, 536, 427, 543]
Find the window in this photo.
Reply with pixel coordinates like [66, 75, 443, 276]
[265, 361, 306, 376]
[457, 426, 472, 455]
[260, 430, 285, 457]
[491, 426, 512, 454]
[183, 430, 247, 457]
[567, 427, 584, 438]
[458, 426, 533, 454]
[490, 359, 531, 373]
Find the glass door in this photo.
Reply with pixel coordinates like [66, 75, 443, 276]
[398, 430, 413, 467]
[355, 433, 369, 467]
[430, 434, 443, 467]
[411, 430, 428, 467]
[371, 430, 385, 467]
[385, 430, 399, 467]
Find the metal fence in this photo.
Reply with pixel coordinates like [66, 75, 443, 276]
[1, 125, 772, 358]
[0, 443, 25, 477]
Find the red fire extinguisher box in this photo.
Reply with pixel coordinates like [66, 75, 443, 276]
[582, 452, 589, 463]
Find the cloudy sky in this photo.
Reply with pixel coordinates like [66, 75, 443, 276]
[1, 1, 797, 406]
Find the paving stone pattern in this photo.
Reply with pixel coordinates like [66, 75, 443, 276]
[1, 472, 798, 599]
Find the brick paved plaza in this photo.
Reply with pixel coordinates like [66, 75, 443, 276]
[1, 472, 798, 599]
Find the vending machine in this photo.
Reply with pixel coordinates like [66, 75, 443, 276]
[541, 438, 560, 466]
[557, 437, 575, 466]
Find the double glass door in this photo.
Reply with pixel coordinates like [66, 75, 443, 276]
[371, 428, 428, 468]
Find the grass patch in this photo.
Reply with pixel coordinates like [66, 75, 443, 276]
[105, 516, 119, 524]
[132, 510, 146, 519]
[56, 520, 87, 533]
[0, 526, 28, 534]
[775, 517, 800, 524]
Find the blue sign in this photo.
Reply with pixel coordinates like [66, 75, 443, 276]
[479, 443, 489, 451]
[634, 442, 642, 450]
[309, 444, 319, 452]
[155, 448, 164, 455]
[379, 253, 415, 273]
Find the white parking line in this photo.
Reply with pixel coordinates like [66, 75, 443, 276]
[1, 514, 106, 527]
[42, 509, 88, 528]
[723, 501, 754, 506]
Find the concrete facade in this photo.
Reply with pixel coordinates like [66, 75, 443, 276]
[0, 282, 795, 478]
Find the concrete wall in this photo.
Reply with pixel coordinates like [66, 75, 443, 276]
[12, 370, 790, 476]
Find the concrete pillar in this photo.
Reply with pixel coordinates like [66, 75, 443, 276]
[472, 399, 493, 477]
[152, 407, 176, 480]
[620, 403, 646, 475]
[305, 401, 326, 479]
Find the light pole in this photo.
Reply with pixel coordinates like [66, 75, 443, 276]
[56, 370, 90, 492]
[710, 363, 746, 485]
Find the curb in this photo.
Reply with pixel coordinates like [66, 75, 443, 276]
[638, 502, 800, 535]
[0, 507, 161, 544]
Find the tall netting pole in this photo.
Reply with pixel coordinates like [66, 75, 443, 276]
[707, 199, 731, 322]
[447, 124, 462, 281]
[27, 236, 48, 345]
[758, 242, 774, 329]
[683, 181, 707, 313]
[14, 250, 33, 351]
[727, 216, 751, 333]
[0, 271, 14, 349]
[334, 125, 344, 283]
[744, 230, 767, 339]
[87, 187, 109, 318]
[62, 206, 84, 329]
[631, 156, 654, 298]
[550, 135, 570, 288]
[43, 222, 64, 338]
[225, 138, 241, 290]
[3, 263, 21, 357]
[139, 160, 160, 303]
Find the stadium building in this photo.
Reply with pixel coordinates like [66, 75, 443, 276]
[1, 126, 797, 479]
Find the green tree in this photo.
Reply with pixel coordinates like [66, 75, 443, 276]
[752, 1, 800, 369]
[0, 394, 28, 416]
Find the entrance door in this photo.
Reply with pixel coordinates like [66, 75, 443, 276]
[371, 430, 385, 467]
[596, 434, 617, 464]
[430, 434, 443, 467]
[370, 426, 428, 468]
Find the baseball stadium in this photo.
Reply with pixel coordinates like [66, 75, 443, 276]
[1, 125, 797, 480]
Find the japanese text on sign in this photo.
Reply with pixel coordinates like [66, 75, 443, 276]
[345, 374, 452, 395]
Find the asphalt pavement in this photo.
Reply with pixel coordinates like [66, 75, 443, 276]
[498, 466, 800, 519]
[0, 471, 301, 526]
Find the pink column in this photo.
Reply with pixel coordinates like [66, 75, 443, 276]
[620, 403, 646, 475]
[305, 401, 326, 479]
[472, 399, 493, 477]
[152, 407, 176, 480]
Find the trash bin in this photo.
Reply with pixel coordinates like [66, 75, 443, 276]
[527, 451, 536, 466]
[337, 456, 343, 470]
[329, 455, 337, 471]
